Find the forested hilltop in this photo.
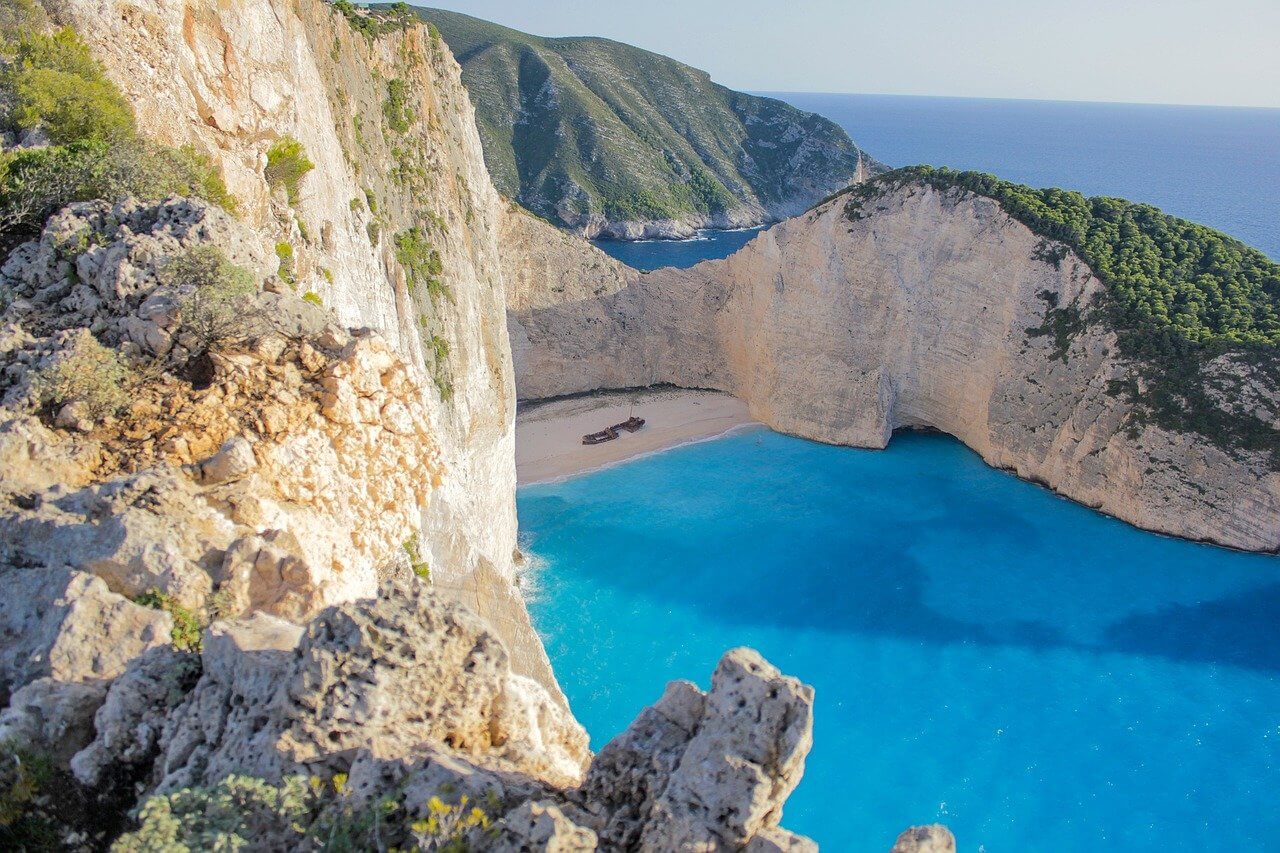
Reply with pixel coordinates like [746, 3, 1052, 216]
[403, 6, 881, 239]
[844, 166, 1280, 459]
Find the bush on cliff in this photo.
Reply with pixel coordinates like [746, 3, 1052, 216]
[394, 226, 448, 301]
[160, 245, 260, 356]
[30, 331, 131, 421]
[0, 24, 234, 248]
[2, 27, 135, 144]
[265, 137, 315, 206]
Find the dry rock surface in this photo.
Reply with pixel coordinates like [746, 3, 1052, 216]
[507, 184, 1280, 552]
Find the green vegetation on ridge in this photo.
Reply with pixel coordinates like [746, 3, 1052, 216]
[845, 166, 1280, 459]
[403, 6, 878, 230]
[0, 9, 234, 248]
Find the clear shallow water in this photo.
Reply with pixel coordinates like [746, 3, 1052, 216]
[595, 95, 1280, 270]
[519, 429, 1280, 851]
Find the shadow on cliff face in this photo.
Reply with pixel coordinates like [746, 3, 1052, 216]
[519, 430, 1280, 674]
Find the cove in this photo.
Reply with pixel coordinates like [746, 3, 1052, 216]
[518, 428, 1280, 851]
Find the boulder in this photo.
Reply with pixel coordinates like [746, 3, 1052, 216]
[890, 824, 957, 853]
[70, 646, 201, 787]
[0, 677, 108, 764]
[580, 647, 815, 852]
[0, 566, 171, 699]
[199, 435, 257, 485]
[492, 800, 598, 852]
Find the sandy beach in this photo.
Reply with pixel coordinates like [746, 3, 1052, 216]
[515, 387, 756, 483]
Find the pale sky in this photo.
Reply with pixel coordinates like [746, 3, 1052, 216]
[418, 0, 1280, 109]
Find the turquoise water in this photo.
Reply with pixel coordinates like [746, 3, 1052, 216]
[595, 96, 1280, 270]
[519, 429, 1280, 851]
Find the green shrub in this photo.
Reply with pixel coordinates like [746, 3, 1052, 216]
[161, 245, 258, 354]
[0, 740, 57, 849]
[428, 334, 449, 362]
[134, 589, 204, 652]
[31, 331, 129, 420]
[384, 77, 413, 134]
[114, 775, 314, 852]
[265, 137, 314, 205]
[0, 0, 48, 35]
[1, 27, 134, 144]
[302, 290, 324, 307]
[402, 534, 429, 580]
[394, 227, 448, 301]
[118, 773, 497, 852]
[328, 0, 415, 40]
[275, 241, 296, 287]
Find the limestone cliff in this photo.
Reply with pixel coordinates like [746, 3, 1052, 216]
[45, 0, 557, 691]
[507, 184, 1280, 552]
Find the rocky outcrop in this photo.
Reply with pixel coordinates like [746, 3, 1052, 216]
[137, 582, 588, 794]
[580, 648, 815, 851]
[890, 824, 957, 853]
[69, 583, 814, 850]
[507, 183, 1280, 552]
[0, 197, 443, 619]
[0, 567, 171, 700]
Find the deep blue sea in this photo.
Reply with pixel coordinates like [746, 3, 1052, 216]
[520, 429, 1280, 851]
[593, 94, 1280, 269]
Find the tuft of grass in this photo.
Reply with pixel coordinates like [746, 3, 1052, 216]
[275, 242, 296, 287]
[402, 534, 429, 580]
[134, 589, 204, 652]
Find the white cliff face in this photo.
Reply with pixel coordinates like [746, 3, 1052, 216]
[46, 0, 562, 689]
[508, 184, 1280, 552]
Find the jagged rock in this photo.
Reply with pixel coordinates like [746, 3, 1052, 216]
[746, 826, 821, 852]
[0, 677, 107, 764]
[199, 435, 257, 485]
[151, 583, 589, 794]
[0, 566, 171, 699]
[0, 411, 99, 492]
[492, 800, 598, 852]
[0, 198, 271, 365]
[70, 646, 201, 787]
[581, 648, 815, 852]
[0, 468, 228, 608]
[152, 612, 304, 791]
[890, 824, 957, 853]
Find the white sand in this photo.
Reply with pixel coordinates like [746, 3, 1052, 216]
[515, 387, 756, 483]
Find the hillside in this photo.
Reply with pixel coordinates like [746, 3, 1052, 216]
[407, 6, 882, 238]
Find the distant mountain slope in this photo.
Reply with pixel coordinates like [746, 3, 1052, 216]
[409, 6, 882, 238]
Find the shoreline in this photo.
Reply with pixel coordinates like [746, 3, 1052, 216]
[515, 388, 757, 484]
